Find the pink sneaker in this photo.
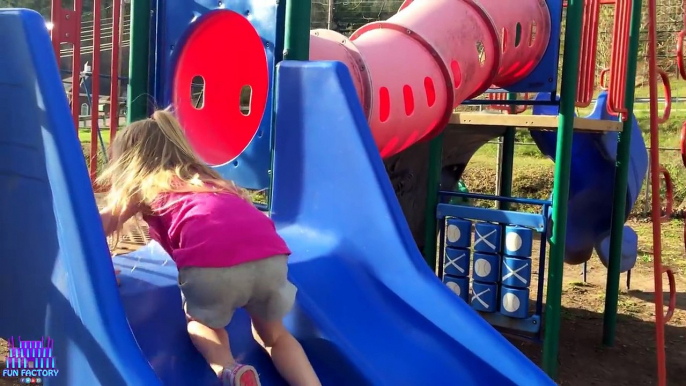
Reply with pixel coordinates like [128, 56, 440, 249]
[220, 364, 261, 386]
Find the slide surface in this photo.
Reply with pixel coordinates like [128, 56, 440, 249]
[0, 10, 161, 385]
[0, 10, 554, 385]
[267, 61, 554, 385]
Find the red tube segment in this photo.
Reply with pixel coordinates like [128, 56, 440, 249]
[310, 0, 502, 158]
[311, 28, 452, 158]
[310, 0, 551, 159]
[474, 0, 551, 87]
[309, 30, 373, 121]
[391, 0, 501, 103]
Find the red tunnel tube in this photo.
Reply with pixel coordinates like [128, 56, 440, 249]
[311, 28, 451, 158]
[373, 0, 501, 104]
[474, 0, 552, 87]
[310, 0, 501, 158]
[310, 0, 551, 159]
[309, 30, 374, 121]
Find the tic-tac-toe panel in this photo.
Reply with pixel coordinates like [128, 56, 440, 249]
[437, 202, 547, 336]
[153, 0, 284, 190]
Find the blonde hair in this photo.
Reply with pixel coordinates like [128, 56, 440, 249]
[97, 109, 251, 217]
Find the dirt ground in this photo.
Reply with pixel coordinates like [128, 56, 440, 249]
[1, 219, 684, 385]
[512, 219, 686, 386]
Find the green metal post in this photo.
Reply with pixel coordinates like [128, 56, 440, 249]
[127, 0, 151, 124]
[602, 0, 644, 346]
[283, 0, 311, 60]
[498, 93, 517, 211]
[270, 0, 311, 210]
[541, 0, 584, 378]
[423, 134, 444, 270]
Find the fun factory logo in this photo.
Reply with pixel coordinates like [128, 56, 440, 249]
[2, 337, 59, 382]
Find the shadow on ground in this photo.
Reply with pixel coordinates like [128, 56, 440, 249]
[510, 305, 686, 386]
[629, 289, 686, 312]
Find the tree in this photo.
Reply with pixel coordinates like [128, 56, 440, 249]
[0, 0, 50, 18]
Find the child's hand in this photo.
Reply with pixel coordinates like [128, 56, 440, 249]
[100, 200, 142, 237]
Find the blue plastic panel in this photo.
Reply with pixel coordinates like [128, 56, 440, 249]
[472, 253, 501, 282]
[498, 0, 563, 93]
[499, 286, 530, 319]
[437, 203, 547, 232]
[153, 0, 284, 190]
[445, 247, 471, 277]
[474, 223, 502, 254]
[504, 225, 534, 257]
[471, 282, 498, 313]
[446, 218, 472, 248]
[480, 313, 542, 335]
[444, 276, 470, 301]
[501, 256, 533, 288]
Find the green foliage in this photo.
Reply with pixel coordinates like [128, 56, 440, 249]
[312, 0, 405, 35]
[0, 0, 50, 17]
[464, 110, 686, 218]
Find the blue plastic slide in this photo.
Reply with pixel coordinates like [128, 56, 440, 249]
[529, 93, 647, 271]
[0, 10, 554, 385]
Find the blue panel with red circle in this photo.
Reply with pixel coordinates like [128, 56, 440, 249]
[152, 0, 284, 190]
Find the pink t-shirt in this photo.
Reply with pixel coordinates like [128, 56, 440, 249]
[142, 191, 291, 268]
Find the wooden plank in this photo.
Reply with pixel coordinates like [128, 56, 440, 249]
[449, 112, 623, 132]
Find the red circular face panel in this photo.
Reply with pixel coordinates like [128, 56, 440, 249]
[173, 11, 268, 166]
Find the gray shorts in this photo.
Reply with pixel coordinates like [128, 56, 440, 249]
[177, 255, 296, 328]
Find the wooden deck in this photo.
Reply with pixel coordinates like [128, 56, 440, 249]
[449, 112, 623, 132]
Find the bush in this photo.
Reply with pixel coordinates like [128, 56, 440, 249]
[81, 142, 108, 176]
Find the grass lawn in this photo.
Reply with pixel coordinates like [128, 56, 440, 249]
[78, 128, 111, 145]
[463, 104, 686, 215]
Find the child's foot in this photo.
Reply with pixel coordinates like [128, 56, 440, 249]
[220, 364, 261, 386]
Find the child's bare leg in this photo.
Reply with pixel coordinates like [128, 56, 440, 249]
[187, 319, 234, 376]
[250, 315, 321, 386]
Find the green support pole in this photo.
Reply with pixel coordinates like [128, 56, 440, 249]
[283, 0, 311, 61]
[498, 128, 515, 211]
[541, 0, 584, 378]
[602, 0, 643, 346]
[423, 134, 444, 270]
[127, 0, 151, 124]
[498, 93, 517, 211]
[271, 0, 311, 210]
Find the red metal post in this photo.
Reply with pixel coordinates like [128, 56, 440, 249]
[487, 92, 528, 114]
[607, 0, 631, 119]
[89, 0, 101, 183]
[49, 2, 60, 58]
[109, 0, 122, 142]
[563, 0, 615, 5]
[576, 0, 600, 107]
[51, 0, 82, 131]
[646, 0, 668, 383]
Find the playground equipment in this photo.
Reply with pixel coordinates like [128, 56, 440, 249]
[308, 0, 555, 158]
[0, 0, 677, 384]
[0, 8, 555, 385]
[49, 0, 123, 184]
